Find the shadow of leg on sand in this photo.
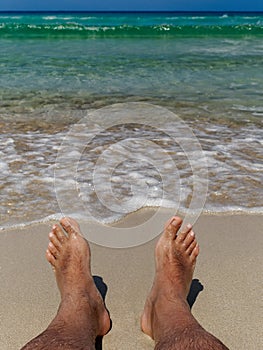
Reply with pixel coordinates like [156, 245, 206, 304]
[187, 278, 204, 309]
[93, 276, 203, 349]
[93, 276, 111, 350]
[93, 275, 108, 302]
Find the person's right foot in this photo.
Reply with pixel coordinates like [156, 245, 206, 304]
[141, 216, 199, 339]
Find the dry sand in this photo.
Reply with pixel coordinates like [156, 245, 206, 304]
[0, 210, 262, 350]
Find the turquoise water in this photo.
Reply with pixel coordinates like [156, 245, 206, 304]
[0, 12, 263, 37]
[0, 12, 262, 228]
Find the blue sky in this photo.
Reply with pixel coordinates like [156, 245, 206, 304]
[0, 0, 262, 12]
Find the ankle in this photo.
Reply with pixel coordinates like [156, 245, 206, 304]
[151, 297, 192, 340]
[155, 289, 189, 307]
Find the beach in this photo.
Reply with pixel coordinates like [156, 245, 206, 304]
[0, 11, 262, 349]
[0, 211, 262, 350]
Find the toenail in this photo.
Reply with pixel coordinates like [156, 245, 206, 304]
[172, 219, 178, 226]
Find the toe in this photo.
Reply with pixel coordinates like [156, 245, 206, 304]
[46, 249, 56, 266]
[164, 216, 182, 239]
[183, 230, 195, 249]
[191, 243, 200, 259]
[60, 217, 81, 237]
[49, 230, 62, 250]
[48, 241, 59, 259]
[176, 223, 192, 243]
[53, 224, 67, 243]
[186, 238, 197, 255]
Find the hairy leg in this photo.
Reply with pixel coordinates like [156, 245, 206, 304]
[21, 217, 110, 350]
[141, 216, 229, 350]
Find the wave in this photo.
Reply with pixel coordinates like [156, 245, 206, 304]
[1, 206, 262, 232]
[0, 23, 262, 38]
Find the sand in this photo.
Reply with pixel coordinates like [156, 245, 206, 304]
[0, 211, 262, 350]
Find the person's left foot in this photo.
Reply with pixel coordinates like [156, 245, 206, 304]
[46, 217, 111, 337]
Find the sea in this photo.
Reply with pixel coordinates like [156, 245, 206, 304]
[0, 11, 262, 230]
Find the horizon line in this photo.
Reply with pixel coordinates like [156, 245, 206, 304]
[0, 10, 262, 13]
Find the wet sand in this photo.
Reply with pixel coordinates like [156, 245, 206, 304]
[0, 211, 262, 350]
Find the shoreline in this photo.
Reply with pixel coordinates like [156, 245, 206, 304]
[1, 206, 262, 233]
[0, 210, 262, 349]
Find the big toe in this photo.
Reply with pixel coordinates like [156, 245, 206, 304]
[164, 216, 183, 239]
[60, 217, 82, 237]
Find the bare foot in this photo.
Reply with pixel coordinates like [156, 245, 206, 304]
[46, 217, 111, 337]
[141, 216, 199, 340]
